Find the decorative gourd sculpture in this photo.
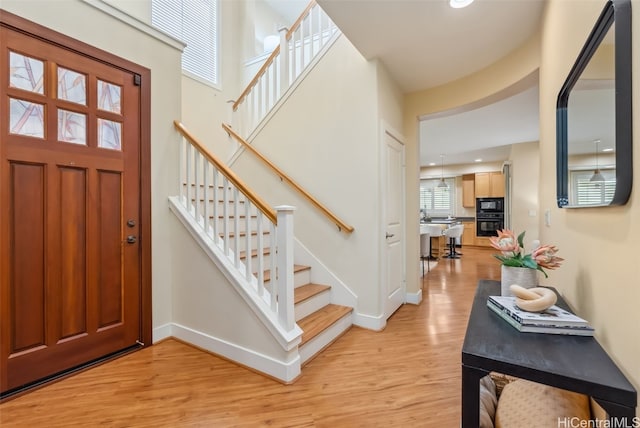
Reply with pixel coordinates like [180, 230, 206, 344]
[510, 284, 558, 312]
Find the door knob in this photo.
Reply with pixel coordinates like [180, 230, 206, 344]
[386, 232, 394, 239]
[126, 235, 137, 244]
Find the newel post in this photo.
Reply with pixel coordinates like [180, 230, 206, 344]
[275, 205, 295, 331]
[278, 26, 289, 98]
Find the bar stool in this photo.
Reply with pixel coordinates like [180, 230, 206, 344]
[444, 224, 464, 259]
[420, 232, 431, 276]
[425, 224, 444, 260]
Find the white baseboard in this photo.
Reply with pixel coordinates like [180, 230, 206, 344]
[153, 322, 173, 343]
[352, 311, 387, 331]
[405, 288, 423, 305]
[170, 323, 301, 383]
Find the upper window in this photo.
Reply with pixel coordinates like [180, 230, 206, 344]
[151, 0, 219, 87]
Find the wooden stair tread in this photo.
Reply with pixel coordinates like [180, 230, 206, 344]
[221, 230, 269, 238]
[294, 283, 331, 305]
[262, 265, 310, 282]
[298, 304, 352, 347]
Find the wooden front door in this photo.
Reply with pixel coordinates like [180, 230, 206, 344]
[1, 18, 147, 394]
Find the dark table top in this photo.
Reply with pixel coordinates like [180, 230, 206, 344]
[462, 280, 637, 407]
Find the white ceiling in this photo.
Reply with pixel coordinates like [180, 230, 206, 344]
[266, 0, 548, 166]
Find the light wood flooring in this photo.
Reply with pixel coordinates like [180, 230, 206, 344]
[0, 247, 500, 427]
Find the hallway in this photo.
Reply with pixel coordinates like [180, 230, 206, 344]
[0, 247, 500, 427]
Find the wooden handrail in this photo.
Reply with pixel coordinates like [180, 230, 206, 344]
[233, 0, 318, 111]
[233, 45, 281, 112]
[285, 0, 317, 40]
[174, 121, 277, 225]
[222, 123, 354, 234]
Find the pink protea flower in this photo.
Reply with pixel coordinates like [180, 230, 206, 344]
[489, 229, 521, 255]
[532, 245, 564, 270]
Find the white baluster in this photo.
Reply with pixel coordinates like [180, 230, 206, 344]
[203, 161, 210, 236]
[233, 187, 240, 268]
[185, 142, 192, 216]
[275, 205, 295, 331]
[279, 26, 289, 98]
[223, 177, 230, 256]
[256, 211, 265, 297]
[179, 136, 185, 204]
[270, 221, 277, 312]
[194, 151, 200, 224]
[244, 197, 252, 281]
[213, 170, 219, 243]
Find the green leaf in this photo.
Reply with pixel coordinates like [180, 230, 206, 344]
[517, 231, 526, 248]
[521, 255, 537, 269]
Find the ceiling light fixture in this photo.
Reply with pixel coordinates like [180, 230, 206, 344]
[449, 0, 475, 9]
[474, 158, 482, 163]
[438, 155, 448, 188]
[590, 139, 605, 182]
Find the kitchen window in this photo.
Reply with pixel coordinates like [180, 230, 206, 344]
[151, 0, 219, 87]
[420, 178, 455, 216]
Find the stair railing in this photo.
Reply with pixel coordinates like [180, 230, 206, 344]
[173, 121, 297, 334]
[222, 123, 354, 234]
[231, 0, 339, 137]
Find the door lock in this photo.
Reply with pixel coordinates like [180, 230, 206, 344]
[386, 232, 395, 239]
[126, 235, 137, 244]
[127, 219, 136, 227]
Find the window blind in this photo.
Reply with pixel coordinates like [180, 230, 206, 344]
[570, 170, 616, 206]
[152, 0, 219, 86]
[420, 178, 455, 215]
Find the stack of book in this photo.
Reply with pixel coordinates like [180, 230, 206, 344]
[487, 295, 594, 336]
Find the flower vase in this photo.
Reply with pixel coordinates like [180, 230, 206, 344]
[501, 265, 538, 296]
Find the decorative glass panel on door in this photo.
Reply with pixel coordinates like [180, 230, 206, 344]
[58, 109, 87, 145]
[98, 119, 122, 150]
[9, 51, 44, 94]
[97, 80, 121, 114]
[57, 67, 86, 105]
[9, 98, 44, 138]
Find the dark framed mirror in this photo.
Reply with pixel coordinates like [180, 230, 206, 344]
[556, 0, 632, 208]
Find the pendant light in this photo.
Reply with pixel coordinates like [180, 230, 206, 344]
[590, 139, 605, 182]
[437, 154, 448, 188]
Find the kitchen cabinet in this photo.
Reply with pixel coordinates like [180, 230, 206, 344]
[475, 172, 505, 198]
[461, 222, 475, 246]
[462, 174, 475, 207]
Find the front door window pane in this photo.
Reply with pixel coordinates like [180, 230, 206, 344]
[58, 109, 87, 145]
[57, 67, 87, 105]
[9, 51, 44, 94]
[97, 80, 121, 114]
[9, 98, 45, 138]
[98, 119, 122, 150]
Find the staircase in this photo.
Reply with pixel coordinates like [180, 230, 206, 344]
[169, 1, 352, 380]
[211, 182, 354, 365]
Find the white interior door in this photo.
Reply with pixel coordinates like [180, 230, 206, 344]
[382, 129, 405, 319]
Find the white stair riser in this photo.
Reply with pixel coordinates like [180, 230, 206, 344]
[299, 312, 352, 365]
[264, 268, 311, 289]
[295, 290, 332, 322]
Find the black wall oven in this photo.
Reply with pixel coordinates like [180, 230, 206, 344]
[476, 198, 504, 237]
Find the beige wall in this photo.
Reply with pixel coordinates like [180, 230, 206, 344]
[403, 36, 541, 296]
[509, 141, 540, 240]
[539, 0, 640, 404]
[231, 35, 387, 318]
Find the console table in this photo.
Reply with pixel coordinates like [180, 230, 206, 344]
[462, 280, 637, 427]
